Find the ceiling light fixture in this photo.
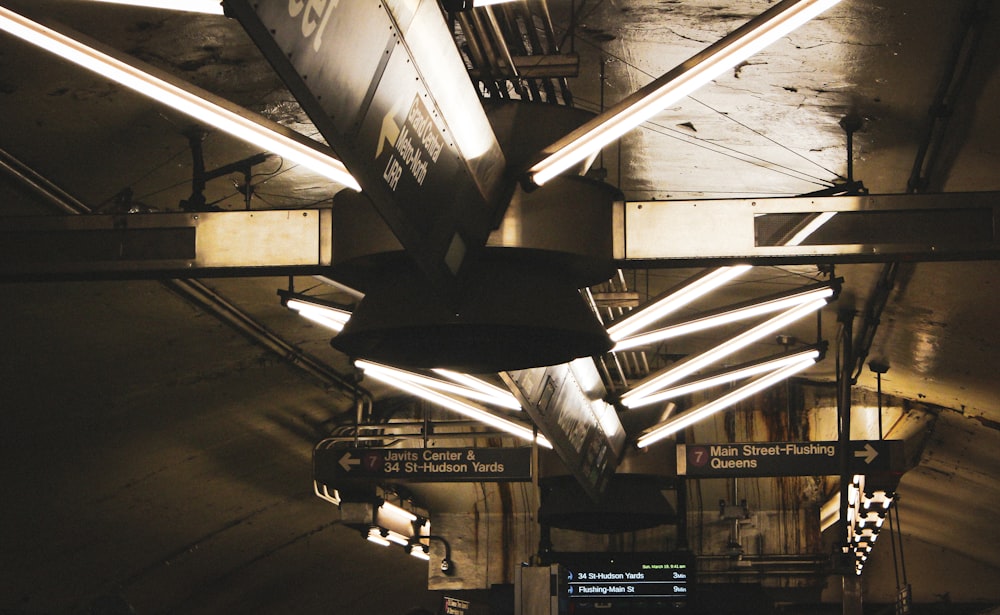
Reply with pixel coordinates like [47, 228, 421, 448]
[431, 369, 522, 410]
[621, 297, 829, 406]
[526, 0, 842, 186]
[84, 0, 225, 14]
[284, 298, 352, 333]
[0, 7, 360, 190]
[622, 347, 822, 409]
[612, 282, 838, 352]
[607, 266, 751, 342]
[635, 355, 817, 447]
[356, 360, 552, 448]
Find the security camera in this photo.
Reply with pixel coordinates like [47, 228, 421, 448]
[440, 558, 455, 576]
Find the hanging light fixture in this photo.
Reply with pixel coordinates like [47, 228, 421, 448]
[635, 353, 818, 447]
[83, 0, 224, 13]
[0, 7, 360, 190]
[526, 0, 844, 185]
[621, 297, 830, 408]
[356, 360, 552, 448]
[612, 281, 839, 352]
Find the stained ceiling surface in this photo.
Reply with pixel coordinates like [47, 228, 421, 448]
[1, 1, 999, 614]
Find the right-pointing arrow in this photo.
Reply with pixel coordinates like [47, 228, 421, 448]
[854, 442, 879, 465]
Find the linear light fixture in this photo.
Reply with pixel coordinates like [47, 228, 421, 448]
[635, 355, 817, 447]
[356, 360, 552, 448]
[431, 369, 522, 410]
[0, 7, 361, 190]
[623, 347, 822, 409]
[612, 282, 838, 352]
[620, 297, 829, 406]
[84, 0, 225, 14]
[525, 0, 842, 186]
[284, 297, 352, 333]
[607, 266, 751, 342]
[366, 527, 391, 547]
[366, 363, 521, 411]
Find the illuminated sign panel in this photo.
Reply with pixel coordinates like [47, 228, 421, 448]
[557, 552, 692, 612]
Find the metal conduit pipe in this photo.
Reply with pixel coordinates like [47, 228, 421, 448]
[2, 146, 366, 404]
[0, 147, 91, 214]
[162, 278, 365, 403]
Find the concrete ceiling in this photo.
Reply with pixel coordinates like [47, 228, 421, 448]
[1, 1, 999, 614]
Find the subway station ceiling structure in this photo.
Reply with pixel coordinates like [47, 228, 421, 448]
[1, 0, 1000, 613]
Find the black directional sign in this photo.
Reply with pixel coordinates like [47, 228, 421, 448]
[315, 447, 532, 483]
[226, 0, 508, 292]
[677, 440, 904, 478]
[560, 552, 693, 608]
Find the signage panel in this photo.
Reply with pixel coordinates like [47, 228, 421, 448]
[502, 360, 625, 501]
[226, 0, 508, 289]
[315, 446, 532, 483]
[677, 440, 904, 478]
[558, 552, 693, 612]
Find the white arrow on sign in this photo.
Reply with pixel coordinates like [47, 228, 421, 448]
[339, 452, 361, 472]
[854, 442, 879, 465]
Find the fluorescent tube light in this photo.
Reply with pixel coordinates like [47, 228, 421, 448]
[613, 284, 836, 352]
[84, 0, 225, 14]
[285, 298, 352, 332]
[635, 355, 816, 447]
[607, 266, 751, 342]
[432, 369, 522, 410]
[623, 348, 821, 409]
[356, 360, 552, 448]
[408, 544, 431, 560]
[377, 500, 419, 524]
[526, 0, 842, 185]
[0, 7, 360, 190]
[366, 527, 391, 547]
[620, 297, 829, 406]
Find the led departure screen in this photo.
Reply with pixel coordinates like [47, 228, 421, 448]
[558, 552, 692, 613]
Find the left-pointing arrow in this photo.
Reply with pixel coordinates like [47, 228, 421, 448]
[339, 452, 361, 472]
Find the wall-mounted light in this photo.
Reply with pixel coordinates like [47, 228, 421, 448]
[406, 535, 456, 575]
[0, 7, 360, 190]
[635, 353, 817, 447]
[356, 360, 552, 448]
[525, 0, 843, 185]
[366, 526, 391, 547]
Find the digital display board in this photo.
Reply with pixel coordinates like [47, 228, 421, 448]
[556, 552, 693, 613]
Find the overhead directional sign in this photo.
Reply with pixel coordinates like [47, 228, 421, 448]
[226, 0, 509, 291]
[315, 447, 532, 483]
[502, 360, 625, 501]
[677, 440, 904, 478]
